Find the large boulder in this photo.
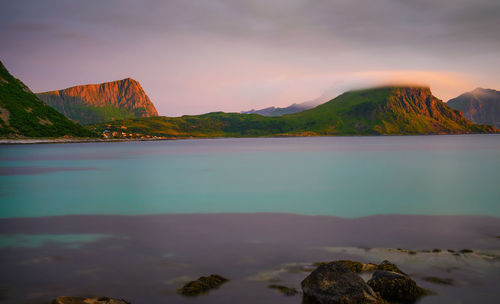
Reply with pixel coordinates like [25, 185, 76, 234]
[51, 297, 130, 304]
[367, 270, 425, 303]
[314, 260, 376, 273]
[301, 261, 382, 304]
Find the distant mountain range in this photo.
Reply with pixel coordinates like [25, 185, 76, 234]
[447, 88, 500, 128]
[241, 95, 327, 116]
[0, 61, 96, 138]
[36, 78, 158, 125]
[1, 59, 498, 139]
[93, 86, 497, 137]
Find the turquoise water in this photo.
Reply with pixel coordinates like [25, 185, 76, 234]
[1, 135, 499, 218]
[0, 233, 113, 248]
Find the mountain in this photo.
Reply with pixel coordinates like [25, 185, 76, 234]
[285, 86, 496, 135]
[242, 95, 327, 116]
[242, 99, 320, 116]
[0, 61, 97, 138]
[93, 86, 496, 137]
[447, 88, 500, 128]
[36, 78, 158, 125]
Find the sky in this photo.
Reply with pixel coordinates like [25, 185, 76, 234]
[1, 0, 499, 116]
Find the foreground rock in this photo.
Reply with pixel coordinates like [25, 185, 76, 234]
[301, 261, 382, 304]
[375, 260, 406, 275]
[178, 274, 228, 296]
[52, 297, 130, 304]
[367, 270, 425, 303]
[314, 260, 377, 273]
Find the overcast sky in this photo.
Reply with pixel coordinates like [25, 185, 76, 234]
[1, 0, 499, 116]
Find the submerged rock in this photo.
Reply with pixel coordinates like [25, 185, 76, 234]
[301, 261, 381, 304]
[367, 270, 425, 303]
[177, 274, 228, 296]
[422, 276, 454, 285]
[460, 249, 473, 254]
[51, 297, 130, 304]
[268, 284, 299, 296]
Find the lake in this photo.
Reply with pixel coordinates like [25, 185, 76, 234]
[1, 135, 500, 218]
[0, 135, 499, 304]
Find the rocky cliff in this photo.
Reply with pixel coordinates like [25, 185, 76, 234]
[37, 78, 158, 124]
[447, 88, 500, 128]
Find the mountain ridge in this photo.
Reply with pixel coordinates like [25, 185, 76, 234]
[242, 94, 328, 116]
[92, 86, 497, 137]
[447, 87, 500, 128]
[242, 99, 322, 116]
[36, 78, 158, 125]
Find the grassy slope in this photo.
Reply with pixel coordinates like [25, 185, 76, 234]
[36, 91, 150, 125]
[95, 113, 289, 137]
[93, 87, 497, 137]
[0, 61, 98, 138]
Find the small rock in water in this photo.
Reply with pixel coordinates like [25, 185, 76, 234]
[268, 284, 299, 296]
[51, 296, 130, 304]
[368, 270, 425, 303]
[301, 261, 381, 304]
[178, 274, 228, 296]
[422, 276, 454, 285]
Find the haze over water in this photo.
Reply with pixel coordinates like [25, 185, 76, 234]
[1, 135, 500, 218]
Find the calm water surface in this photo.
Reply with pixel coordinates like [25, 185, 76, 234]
[1, 135, 500, 218]
[1, 135, 500, 303]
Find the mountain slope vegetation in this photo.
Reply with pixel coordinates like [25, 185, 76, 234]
[93, 86, 496, 137]
[0, 61, 97, 138]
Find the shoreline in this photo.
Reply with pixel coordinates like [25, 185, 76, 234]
[1, 133, 498, 145]
[0, 137, 174, 145]
[2, 211, 500, 221]
[1, 212, 499, 304]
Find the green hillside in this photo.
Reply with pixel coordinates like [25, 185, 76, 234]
[93, 86, 497, 137]
[0, 61, 97, 138]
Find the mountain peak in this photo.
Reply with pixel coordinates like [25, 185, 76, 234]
[471, 87, 498, 96]
[292, 85, 496, 134]
[36, 78, 158, 125]
[120, 77, 138, 83]
[447, 87, 500, 128]
[385, 85, 432, 94]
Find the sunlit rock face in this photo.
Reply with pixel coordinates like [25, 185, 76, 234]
[37, 78, 158, 125]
